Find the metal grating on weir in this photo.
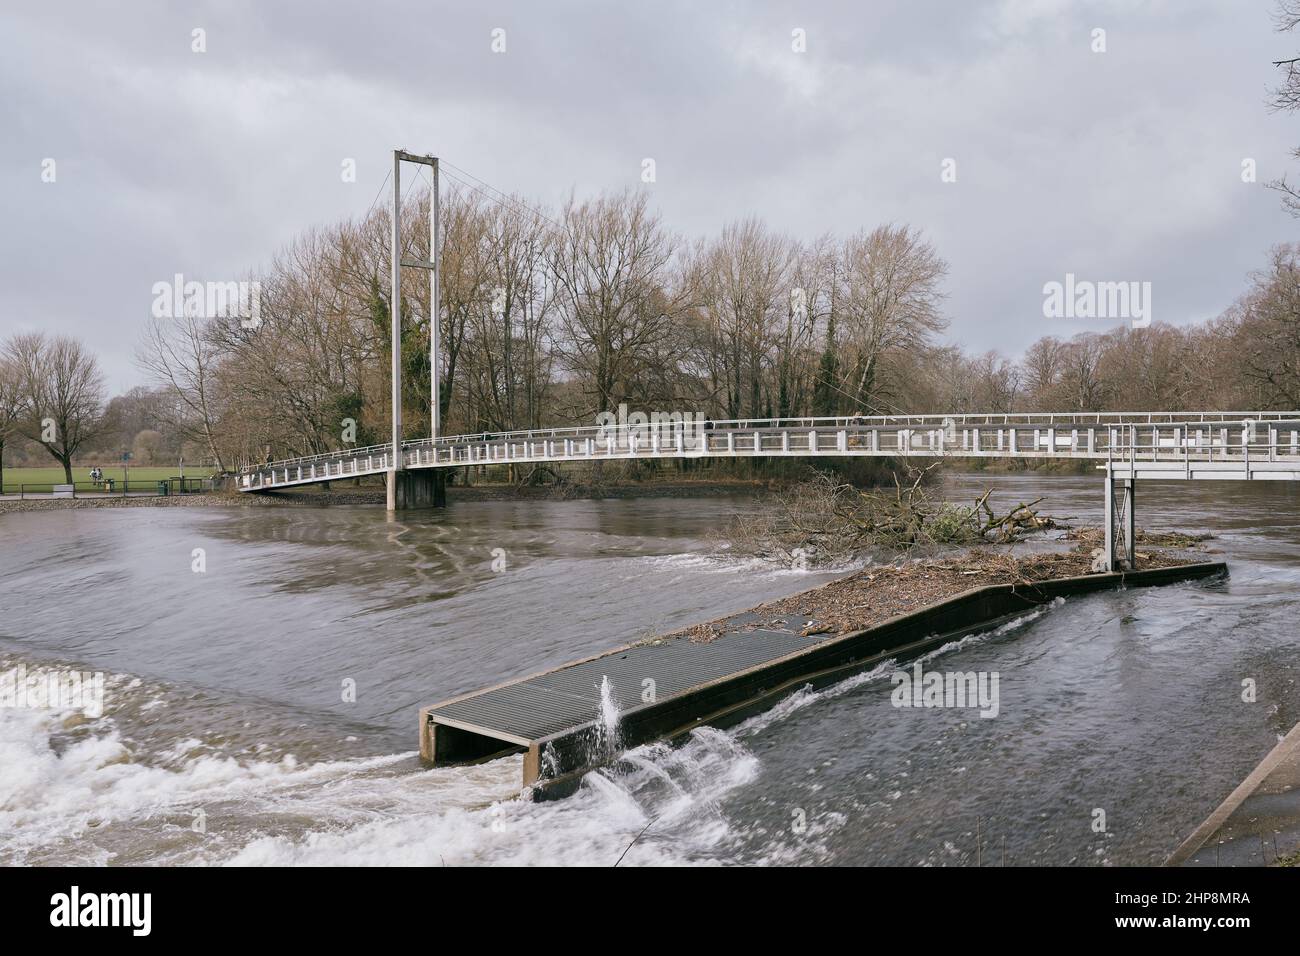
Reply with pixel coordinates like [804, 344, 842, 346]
[427, 626, 825, 742]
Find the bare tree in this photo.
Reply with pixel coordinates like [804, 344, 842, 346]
[1059, 333, 1107, 411]
[1223, 243, 1300, 407]
[0, 354, 28, 493]
[698, 218, 795, 419]
[4, 333, 105, 483]
[837, 225, 949, 414]
[435, 188, 496, 431]
[550, 191, 688, 418]
[463, 198, 558, 430]
[1271, 1, 1300, 215]
[137, 314, 228, 471]
[1020, 336, 1066, 408]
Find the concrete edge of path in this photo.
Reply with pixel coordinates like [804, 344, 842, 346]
[1167, 720, 1300, 866]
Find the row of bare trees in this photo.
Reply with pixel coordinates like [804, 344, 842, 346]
[128, 181, 1300, 471]
[6, 191, 1297, 482]
[133, 187, 960, 468]
[930, 245, 1300, 414]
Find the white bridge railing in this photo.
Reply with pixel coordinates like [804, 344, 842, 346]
[238, 411, 1300, 491]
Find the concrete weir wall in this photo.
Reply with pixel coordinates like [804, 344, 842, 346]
[420, 561, 1228, 797]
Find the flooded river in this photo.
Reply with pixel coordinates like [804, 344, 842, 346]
[1, 474, 1297, 865]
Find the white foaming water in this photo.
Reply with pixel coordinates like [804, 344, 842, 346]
[0, 603, 1059, 866]
[638, 552, 869, 579]
[595, 674, 623, 754]
[914, 597, 1066, 666]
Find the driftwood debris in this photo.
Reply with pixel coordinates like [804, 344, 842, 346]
[668, 543, 1197, 644]
[720, 468, 1071, 566]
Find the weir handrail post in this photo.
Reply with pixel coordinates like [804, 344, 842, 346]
[1124, 476, 1136, 570]
[1104, 458, 1116, 573]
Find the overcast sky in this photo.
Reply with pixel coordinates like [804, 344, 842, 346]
[3, 0, 1297, 393]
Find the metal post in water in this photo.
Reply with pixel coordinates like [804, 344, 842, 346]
[388, 150, 402, 512]
[1104, 465, 1116, 572]
[1124, 478, 1136, 570]
[431, 158, 440, 441]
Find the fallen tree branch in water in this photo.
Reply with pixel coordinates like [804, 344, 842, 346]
[718, 468, 1071, 566]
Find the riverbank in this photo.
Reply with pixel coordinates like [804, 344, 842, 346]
[0, 477, 775, 513]
[0, 491, 292, 514]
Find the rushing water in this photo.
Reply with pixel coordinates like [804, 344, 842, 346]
[1, 475, 1297, 866]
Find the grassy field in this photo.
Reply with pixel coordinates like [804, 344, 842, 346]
[1, 466, 204, 493]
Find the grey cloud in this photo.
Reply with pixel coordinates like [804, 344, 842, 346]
[1, 0, 1295, 390]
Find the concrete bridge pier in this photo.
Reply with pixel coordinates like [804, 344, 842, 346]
[1103, 467, 1136, 572]
[386, 469, 446, 510]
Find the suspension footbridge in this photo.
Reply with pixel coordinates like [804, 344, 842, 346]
[238, 409, 1300, 572]
[238, 154, 1300, 572]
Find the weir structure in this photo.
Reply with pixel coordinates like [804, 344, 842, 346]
[418, 561, 1228, 796]
[240, 411, 1300, 572]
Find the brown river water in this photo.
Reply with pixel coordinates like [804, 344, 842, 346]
[0, 473, 1296, 865]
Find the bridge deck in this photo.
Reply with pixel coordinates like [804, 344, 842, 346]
[419, 561, 1229, 794]
[241, 412, 1300, 492]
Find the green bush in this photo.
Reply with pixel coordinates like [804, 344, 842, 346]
[927, 503, 980, 543]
